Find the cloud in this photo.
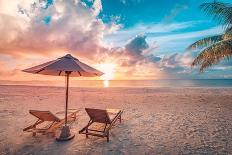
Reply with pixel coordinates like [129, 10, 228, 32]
[103, 20, 228, 79]
[105, 20, 224, 55]
[156, 42, 232, 79]
[150, 26, 223, 43]
[119, 0, 145, 5]
[113, 35, 158, 64]
[162, 3, 188, 23]
[0, 0, 117, 59]
[146, 25, 224, 56]
[0, 0, 164, 80]
[104, 21, 203, 47]
[98, 35, 165, 79]
[160, 53, 180, 68]
[92, 0, 102, 16]
[125, 35, 149, 56]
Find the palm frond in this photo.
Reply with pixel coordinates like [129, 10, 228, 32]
[192, 39, 232, 72]
[200, 2, 232, 28]
[225, 26, 232, 33]
[224, 26, 232, 40]
[186, 35, 223, 50]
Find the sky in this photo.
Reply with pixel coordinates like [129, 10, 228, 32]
[0, 0, 232, 83]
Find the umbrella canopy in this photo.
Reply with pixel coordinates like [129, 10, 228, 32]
[23, 54, 103, 141]
[23, 54, 103, 77]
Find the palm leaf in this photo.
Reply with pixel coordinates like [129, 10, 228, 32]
[186, 35, 223, 50]
[200, 2, 232, 28]
[225, 26, 232, 33]
[224, 26, 232, 39]
[192, 39, 232, 72]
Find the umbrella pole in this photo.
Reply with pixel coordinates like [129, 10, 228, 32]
[65, 72, 70, 126]
[56, 71, 75, 141]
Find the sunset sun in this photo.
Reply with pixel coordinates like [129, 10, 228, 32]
[97, 63, 116, 87]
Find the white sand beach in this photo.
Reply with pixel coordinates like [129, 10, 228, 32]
[0, 85, 232, 155]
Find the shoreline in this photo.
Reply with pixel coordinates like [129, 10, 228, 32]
[1, 84, 232, 89]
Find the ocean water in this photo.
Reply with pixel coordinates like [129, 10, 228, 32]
[69, 79, 232, 88]
[2, 79, 232, 88]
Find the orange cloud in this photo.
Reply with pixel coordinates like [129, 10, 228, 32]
[0, 0, 167, 83]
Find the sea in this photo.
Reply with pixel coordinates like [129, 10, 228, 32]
[82, 79, 232, 88]
[1, 79, 232, 88]
[56, 79, 232, 88]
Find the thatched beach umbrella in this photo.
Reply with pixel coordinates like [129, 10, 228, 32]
[23, 54, 103, 141]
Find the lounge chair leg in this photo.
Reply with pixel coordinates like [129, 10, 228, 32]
[119, 116, 122, 123]
[107, 133, 109, 142]
[86, 129, 88, 138]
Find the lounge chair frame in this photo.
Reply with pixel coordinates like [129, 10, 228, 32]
[79, 108, 123, 142]
[23, 109, 78, 137]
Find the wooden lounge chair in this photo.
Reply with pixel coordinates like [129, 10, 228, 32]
[79, 108, 123, 142]
[23, 109, 78, 137]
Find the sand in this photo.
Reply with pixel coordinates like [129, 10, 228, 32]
[0, 85, 232, 155]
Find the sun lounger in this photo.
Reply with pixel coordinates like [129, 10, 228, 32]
[23, 109, 78, 137]
[79, 108, 123, 142]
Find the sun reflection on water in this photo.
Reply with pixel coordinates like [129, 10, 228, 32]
[103, 80, 109, 87]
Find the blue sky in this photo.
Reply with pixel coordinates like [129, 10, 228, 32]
[100, 0, 215, 27]
[99, 0, 230, 27]
[100, 0, 228, 52]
